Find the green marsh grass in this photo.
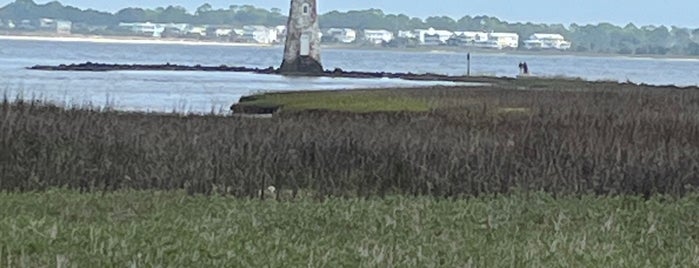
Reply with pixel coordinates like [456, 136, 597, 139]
[236, 90, 431, 113]
[0, 190, 698, 267]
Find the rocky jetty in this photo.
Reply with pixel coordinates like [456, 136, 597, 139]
[29, 62, 277, 74]
[28, 62, 507, 83]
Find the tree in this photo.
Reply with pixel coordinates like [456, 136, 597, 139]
[687, 42, 699, 55]
[158, 6, 190, 23]
[425, 16, 456, 31]
[115, 8, 146, 23]
[647, 26, 670, 46]
[1, 1, 698, 55]
[195, 3, 212, 16]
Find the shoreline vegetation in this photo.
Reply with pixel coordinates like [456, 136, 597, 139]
[2, 76, 699, 265]
[3, 78, 699, 197]
[231, 78, 699, 114]
[2, 33, 699, 61]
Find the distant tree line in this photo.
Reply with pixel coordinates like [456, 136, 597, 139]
[0, 0, 287, 26]
[2, 0, 698, 56]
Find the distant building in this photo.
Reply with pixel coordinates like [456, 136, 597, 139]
[414, 28, 454, 45]
[524, 33, 572, 50]
[423, 33, 443, 46]
[161, 23, 189, 33]
[17, 19, 36, 31]
[39, 18, 54, 28]
[326, 28, 357, 43]
[55, 20, 72, 34]
[397, 30, 416, 39]
[275, 25, 287, 40]
[215, 28, 233, 37]
[449, 31, 489, 46]
[188, 26, 207, 37]
[487, 32, 519, 49]
[118, 22, 165, 37]
[275, 25, 287, 34]
[443, 30, 519, 49]
[158, 23, 190, 37]
[241, 25, 279, 44]
[363, 29, 394, 44]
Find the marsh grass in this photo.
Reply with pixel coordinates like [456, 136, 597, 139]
[0, 190, 697, 267]
[236, 90, 431, 113]
[2, 83, 699, 198]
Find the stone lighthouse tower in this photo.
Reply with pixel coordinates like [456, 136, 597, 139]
[279, 0, 323, 74]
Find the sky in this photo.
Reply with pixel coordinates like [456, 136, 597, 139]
[6, 0, 699, 28]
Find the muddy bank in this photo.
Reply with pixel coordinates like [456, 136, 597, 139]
[28, 62, 509, 83]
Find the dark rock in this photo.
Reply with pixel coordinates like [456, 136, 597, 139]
[279, 56, 324, 75]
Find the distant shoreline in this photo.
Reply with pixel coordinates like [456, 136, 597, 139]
[0, 34, 274, 47]
[323, 44, 699, 61]
[1, 33, 698, 61]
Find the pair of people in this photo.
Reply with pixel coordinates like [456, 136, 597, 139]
[518, 62, 529, 75]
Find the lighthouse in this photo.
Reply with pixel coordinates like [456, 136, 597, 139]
[279, 0, 323, 74]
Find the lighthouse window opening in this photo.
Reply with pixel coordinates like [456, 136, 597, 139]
[302, 4, 309, 14]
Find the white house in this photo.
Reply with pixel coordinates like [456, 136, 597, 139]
[450, 31, 489, 46]
[119, 22, 165, 37]
[453, 31, 488, 42]
[233, 28, 245, 36]
[39, 18, 72, 34]
[215, 28, 233, 37]
[188, 26, 208, 37]
[160, 23, 189, 32]
[487, 32, 519, 49]
[326, 28, 357, 43]
[397, 30, 417, 39]
[363, 29, 394, 44]
[55, 20, 72, 34]
[524, 33, 572, 50]
[242, 25, 279, 44]
[275, 25, 287, 34]
[275, 25, 287, 40]
[39, 18, 54, 28]
[415, 28, 453, 45]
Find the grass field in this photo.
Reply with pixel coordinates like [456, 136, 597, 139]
[1, 191, 698, 267]
[3, 78, 699, 266]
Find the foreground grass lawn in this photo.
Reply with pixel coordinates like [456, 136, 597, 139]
[1, 191, 698, 267]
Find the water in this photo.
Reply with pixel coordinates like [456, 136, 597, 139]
[1, 38, 699, 113]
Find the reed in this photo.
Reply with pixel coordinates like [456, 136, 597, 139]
[2, 84, 699, 198]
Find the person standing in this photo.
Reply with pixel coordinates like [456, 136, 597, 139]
[518, 62, 524, 75]
[523, 62, 529, 75]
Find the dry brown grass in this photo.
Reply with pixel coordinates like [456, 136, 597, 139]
[2, 84, 699, 198]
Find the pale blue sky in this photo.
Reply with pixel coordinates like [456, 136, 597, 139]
[6, 0, 699, 28]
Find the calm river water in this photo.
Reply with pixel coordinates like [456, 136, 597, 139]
[1, 38, 698, 113]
